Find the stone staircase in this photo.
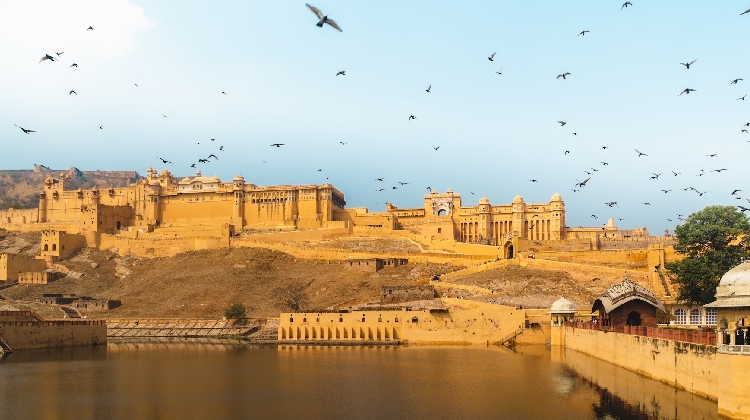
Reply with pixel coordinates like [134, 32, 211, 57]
[0, 337, 12, 356]
[246, 319, 279, 341]
[60, 305, 83, 318]
[497, 327, 524, 348]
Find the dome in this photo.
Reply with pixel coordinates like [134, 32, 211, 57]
[513, 194, 524, 203]
[479, 196, 490, 205]
[706, 262, 750, 308]
[550, 297, 576, 314]
[233, 174, 245, 181]
[551, 192, 562, 202]
[446, 188, 453, 194]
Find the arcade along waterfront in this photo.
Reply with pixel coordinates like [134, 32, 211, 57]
[0, 341, 718, 419]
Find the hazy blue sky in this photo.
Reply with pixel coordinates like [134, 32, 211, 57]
[2, 1, 749, 234]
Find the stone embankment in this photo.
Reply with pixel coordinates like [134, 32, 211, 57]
[107, 319, 257, 338]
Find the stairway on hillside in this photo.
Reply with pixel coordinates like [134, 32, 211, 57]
[0, 337, 12, 356]
[60, 305, 82, 318]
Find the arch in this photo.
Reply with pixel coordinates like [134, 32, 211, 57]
[437, 209, 447, 216]
[626, 311, 642, 327]
[674, 309, 686, 325]
[43, 244, 49, 252]
[52, 244, 57, 251]
[503, 242, 514, 259]
[689, 309, 702, 325]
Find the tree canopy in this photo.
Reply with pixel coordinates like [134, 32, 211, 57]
[273, 280, 310, 312]
[666, 205, 750, 305]
[224, 302, 247, 320]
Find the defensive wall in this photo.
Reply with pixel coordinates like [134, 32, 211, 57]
[0, 311, 106, 351]
[560, 325, 718, 400]
[0, 253, 46, 284]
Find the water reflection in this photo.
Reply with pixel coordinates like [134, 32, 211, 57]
[0, 340, 718, 420]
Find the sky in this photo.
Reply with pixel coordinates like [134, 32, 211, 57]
[1, 1, 750, 235]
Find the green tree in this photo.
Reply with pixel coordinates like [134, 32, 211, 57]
[224, 302, 247, 320]
[666, 205, 750, 305]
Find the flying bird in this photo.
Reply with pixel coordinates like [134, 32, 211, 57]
[408, 115, 416, 121]
[270, 143, 284, 147]
[679, 88, 696, 95]
[495, 68, 503, 75]
[605, 202, 617, 207]
[661, 189, 672, 193]
[398, 182, 409, 185]
[222, 92, 227, 95]
[219, 146, 224, 151]
[635, 149, 647, 157]
[529, 179, 538, 183]
[742, 9, 750, 15]
[336, 70, 345, 76]
[87, 26, 94, 30]
[621, 2, 632, 9]
[39, 54, 56, 63]
[556, 72, 571, 79]
[488, 52, 496, 61]
[339, 141, 347, 145]
[731, 190, 742, 195]
[375, 178, 385, 181]
[70, 63, 78, 67]
[157, 157, 172, 164]
[426, 85, 431, 93]
[14, 124, 35, 134]
[564, 150, 570, 155]
[601, 146, 608, 150]
[69, 90, 77, 95]
[738, 95, 747, 101]
[707, 154, 718, 157]
[577, 30, 590, 36]
[208, 154, 218, 160]
[433, 146, 440, 150]
[557, 121, 567, 126]
[679, 59, 697, 69]
[731, 78, 744, 85]
[306, 4, 342, 32]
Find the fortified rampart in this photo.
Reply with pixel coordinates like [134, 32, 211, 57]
[380, 285, 437, 304]
[561, 325, 718, 400]
[0, 311, 106, 351]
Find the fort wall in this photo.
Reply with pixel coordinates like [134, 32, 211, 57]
[0, 318, 106, 350]
[562, 326, 718, 400]
[0, 253, 46, 283]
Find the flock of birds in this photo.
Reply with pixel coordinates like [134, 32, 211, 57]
[12, 3, 750, 230]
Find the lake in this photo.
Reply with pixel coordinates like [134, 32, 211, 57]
[0, 340, 718, 419]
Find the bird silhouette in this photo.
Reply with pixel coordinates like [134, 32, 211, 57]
[220, 146, 224, 151]
[398, 182, 409, 185]
[605, 202, 617, 207]
[672, 171, 680, 176]
[679, 59, 697, 69]
[732, 190, 742, 195]
[70, 63, 78, 67]
[713, 168, 728, 173]
[87, 26, 94, 30]
[270, 143, 284, 147]
[650, 173, 662, 180]
[55, 51, 64, 57]
[157, 157, 172, 164]
[375, 188, 385, 192]
[190, 164, 196, 168]
[738, 95, 747, 101]
[208, 154, 218, 160]
[577, 30, 590, 36]
[426, 85, 431, 93]
[408, 115, 416, 121]
[495, 68, 503, 75]
[375, 178, 385, 181]
[222, 91, 227, 95]
[742, 8, 750, 15]
[600, 162, 608, 166]
[336, 70, 346, 76]
[306, 4, 342, 31]
[317, 169, 322, 172]
[69, 90, 77, 95]
[707, 154, 718, 157]
[557, 120, 567, 126]
[339, 141, 347, 145]
[679, 88, 696, 95]
[14, 124, 35, 134]
[621, 2, 632, 9]
[99, 125, 103, 130]
[564, 150, 570, 155]
[576, 177, 591, 187]
[392, 186, 397, 190]
[198, 159, 208, 163]
[529, 179, 538, 183]
[661, 189, 672, 193]
[731, 78, 744, 85]
[39, 54, 56, 63]
[601, 146, 608, 150]
[635, 149, 647, 157]
[557, 72, 571, 79]
[488, 52, 496, 61]
[642, 202, 651, 206]
[433, 146, 440, 151]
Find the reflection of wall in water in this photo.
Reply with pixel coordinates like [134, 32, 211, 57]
[557, 347, 718, 420]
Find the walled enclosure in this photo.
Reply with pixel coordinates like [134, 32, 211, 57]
[0, 311, 106, 351]
[279, 299, 527, 345]
[0, 253, 46, 283]
[561, 326, 718, 400]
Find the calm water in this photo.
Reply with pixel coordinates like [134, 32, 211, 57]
[0, 340, 718, 420]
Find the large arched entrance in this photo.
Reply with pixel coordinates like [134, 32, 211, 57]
[503, 242, 514, 259]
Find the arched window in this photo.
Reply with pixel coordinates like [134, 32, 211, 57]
[52, 244, 57, 251]
[706, 308, 717, 325]
[43, 244, 49, 251]
[689, 309, 702, 325]
[674, 309, 686, 325]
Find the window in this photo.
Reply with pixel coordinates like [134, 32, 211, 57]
[689, 309, 702, 325]
[706, 308, 717, 325]
[674, 309, 686, 325]
[437, 228, 442, 233]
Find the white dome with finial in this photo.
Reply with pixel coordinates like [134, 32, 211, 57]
[551, 297, 576, 314]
